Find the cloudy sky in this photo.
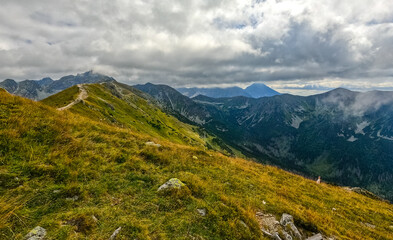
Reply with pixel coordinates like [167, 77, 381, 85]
[1, 0, 393, 95]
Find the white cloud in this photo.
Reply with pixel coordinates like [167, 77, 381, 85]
[1, 0, 393, 93]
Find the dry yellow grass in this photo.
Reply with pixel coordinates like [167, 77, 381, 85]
[1, 89, 392, 239]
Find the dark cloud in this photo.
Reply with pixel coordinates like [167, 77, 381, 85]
[1, 0, 393, 93]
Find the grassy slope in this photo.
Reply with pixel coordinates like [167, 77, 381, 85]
[41, 82, 236, 155]
[0, 89, 393, 239]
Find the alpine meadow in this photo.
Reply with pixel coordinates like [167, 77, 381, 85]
[1, 1, 393, 240]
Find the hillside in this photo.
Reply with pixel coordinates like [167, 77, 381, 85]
[1, 87, 393, 239]
[135, 84, 393, 201]
[41, 81, 235, 155]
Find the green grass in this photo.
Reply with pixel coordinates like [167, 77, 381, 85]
[41, 85, 80, 108]
[1, 88, 393, 239]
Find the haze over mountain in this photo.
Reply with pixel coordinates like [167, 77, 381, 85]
[177, 83, 280, 98]
[135, 83, 393, 201]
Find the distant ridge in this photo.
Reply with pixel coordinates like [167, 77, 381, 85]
[177, 82, 280, 98]
[136, 82, 393, 201]
[0, 70, 114, 100]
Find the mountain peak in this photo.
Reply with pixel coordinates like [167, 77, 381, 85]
[244, 82, 280, 98]
[0, 79, 18, 93]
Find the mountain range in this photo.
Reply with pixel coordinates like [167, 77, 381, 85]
[2, 72, 392, 201]
[1, 77, 393, 239]
[177, 83, 280, 98]
[0, 71, 114, 100]
[135, 84, 393, 201]
[0, 72, 393, 240]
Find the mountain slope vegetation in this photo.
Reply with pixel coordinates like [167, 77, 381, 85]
[135, 84, 393, 201]
[0, 87, 393, 239]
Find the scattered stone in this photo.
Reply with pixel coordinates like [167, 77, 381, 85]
[157, 178, 185, 191]
[256, 212, 282, 237]
[197, 208, 206, 217]
[306, 233, 323, 240]
[281, 230, 293, 240]
[332, 208, 336, 211]
[109, 227, 121, 240]
[272, 232, 283, 240]
[361, 222, 376, 228]
[280, 214, 302, 240]
[145, 141, 161, 147]
[262, 200, 267, 205]
[66, 195, 79, 201]
[53, 189, 61, 193]
[92, 215, 98, 222]
[24, 226, 46, 240]
[280, 213, 294, 226]
[239, 220, 249, 229]
[192, 155, 198, 160]
[389, 225, 393, 230]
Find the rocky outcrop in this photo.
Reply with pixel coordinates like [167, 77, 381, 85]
[157, 178, 185, 191]
[280, 213, 302, 239]
[24, 226, 46, 240]
[256, 212, 330, 240]
[306, 233, 323, 240]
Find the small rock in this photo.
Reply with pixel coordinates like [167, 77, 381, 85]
[92, 215, 98, 222]
[306, 233, 323, 240]
[256, 212, 282, 235]
[262, 200, 267, 205]
[53, 190, 61, 193]
[332, 208, 336, 211]
[239, 220, 249, 229]
[280, 213, 302, 240]
[272, 232, 283, 240]
[281, 230, 293, 240]
[66, 195, 79, 201]
[389, 225, 393, 230]
[157, 178, 185, 191]
[280, 213, 294, 226]
[145, 141, 161, 147]
[362, 222, 376, 228]
[25, 226, 46, 240]
[109, 227, 121, 240]
[197, 208, 206, 216]
[192, 156, 198, 160]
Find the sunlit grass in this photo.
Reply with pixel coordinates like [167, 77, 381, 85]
[1, 88, 392, 239]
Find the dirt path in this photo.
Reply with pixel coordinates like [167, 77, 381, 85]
[57, 84, 88, 111]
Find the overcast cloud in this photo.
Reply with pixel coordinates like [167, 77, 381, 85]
[1, 0, 393, 94]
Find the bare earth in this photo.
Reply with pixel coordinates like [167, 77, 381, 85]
[57, 84, 88, 111]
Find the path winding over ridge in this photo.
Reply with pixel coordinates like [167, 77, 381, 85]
[57, 84, 88, 111]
